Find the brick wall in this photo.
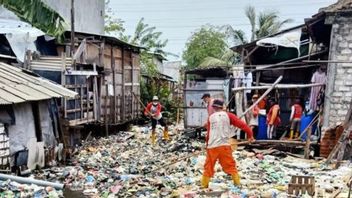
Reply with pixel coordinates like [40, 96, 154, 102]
[323, 15, 352, 129]
[321, 15, 352, 157]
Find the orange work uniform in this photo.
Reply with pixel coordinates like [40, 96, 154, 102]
[203, 111, 253, 177]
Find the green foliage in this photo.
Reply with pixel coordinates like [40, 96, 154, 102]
[104, 0, 126, 38]
[140, 51, 158, 76]
[127, 19, 178, 121]
[130, 18, 177, 58]
[199, 49, 239, 68]
[0, 0, 67, 42]
[223, 6, 293, 46]
[182, 26, 227, 69]
[200, 6, 292, 69]
[245, 5, 293, 42]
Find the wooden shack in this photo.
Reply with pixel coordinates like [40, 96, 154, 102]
[25, 32, 141, 143]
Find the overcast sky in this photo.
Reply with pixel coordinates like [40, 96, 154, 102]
[109, 0, 337, 61]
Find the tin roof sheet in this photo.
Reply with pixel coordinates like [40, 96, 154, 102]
[0, 63, 77, 104]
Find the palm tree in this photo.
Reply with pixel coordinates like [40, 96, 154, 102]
[202, 6, 292, 67]
[245, 5, 293, 42]
[129, 18, 173, 57]
[245, 6, 256, 42]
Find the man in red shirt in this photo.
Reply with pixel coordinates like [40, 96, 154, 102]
[266, 99, 281, 139]
[289, 98, 303, 139]
[201, 93, 215, 116]
[144, 96, 168, 145]
[201, 99, 255, 188]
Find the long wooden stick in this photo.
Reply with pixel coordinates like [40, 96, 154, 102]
[132, 92, 152, 116]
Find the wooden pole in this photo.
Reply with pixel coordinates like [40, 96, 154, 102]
[132, 92, 150, 114]
[105, 84, 108, 137]
[303, 60, 352, 63]
[131, 52, 134, 119]
[111, 47, 117, 124]
[247, 50, 327, 71]
[121, 48, 125, 121]
[304, 127, 312, 159]
[92, 63, 98, 120]
[70, 0, 75, 56]
[232, 83, 325, 91]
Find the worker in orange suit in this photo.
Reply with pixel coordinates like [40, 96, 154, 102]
[266, 98, 281, 139]
[144, 96, 169, 145]
[201, 99, 255, 188]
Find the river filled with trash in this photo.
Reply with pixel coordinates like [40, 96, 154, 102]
[0, 124, 351, 197]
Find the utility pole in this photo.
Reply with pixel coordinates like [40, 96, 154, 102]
[70, 0, 75, 56]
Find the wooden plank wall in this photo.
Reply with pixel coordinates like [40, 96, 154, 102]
[100, 43, 141, 125]
[55, 38, 141, 126]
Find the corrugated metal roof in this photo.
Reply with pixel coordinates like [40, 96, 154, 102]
[231, 24, 305, 52]
[0, 63, 77, 105]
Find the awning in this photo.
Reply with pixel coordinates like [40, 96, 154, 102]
[0, 62, 77, 105]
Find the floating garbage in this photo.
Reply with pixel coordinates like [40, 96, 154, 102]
[0, 124, 350, 197]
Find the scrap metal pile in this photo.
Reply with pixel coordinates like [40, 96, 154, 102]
[1, 125, 351, 197]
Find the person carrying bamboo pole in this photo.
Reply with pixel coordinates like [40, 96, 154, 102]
[144, 96, 169, 145]
[201, 99, 255, 188]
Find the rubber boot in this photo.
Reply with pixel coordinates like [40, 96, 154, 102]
[151, 131, 156, 145]
[289, 129, 294, 140]
[163, 129, 170, 141]
[231, 173, 240, 186]
[201, 175, 210, 188]
[294, 131, 299, 139]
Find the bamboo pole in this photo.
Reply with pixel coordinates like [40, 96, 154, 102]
[239, 76, 283, 118]
[232, 83, 325, 92]
[303, 60, 352, 63]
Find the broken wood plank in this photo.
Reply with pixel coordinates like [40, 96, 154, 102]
[80, 85, 83, 119]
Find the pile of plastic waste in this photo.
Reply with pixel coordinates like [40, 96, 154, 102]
[1, 124, 351, 197]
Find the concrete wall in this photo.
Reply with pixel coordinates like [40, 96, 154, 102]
[0, 0, 105, 35]
[323, 15, 352, 129]
[43, 0, 105, 35]
[162, 61, 182, 82]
